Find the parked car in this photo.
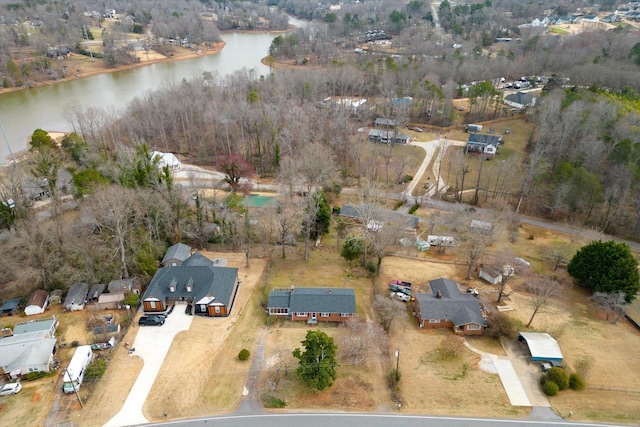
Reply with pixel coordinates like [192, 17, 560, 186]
[138, 315, 165, 326]
[0, 382, 22, 396]
[390, 291, 411, 302]
[540, 362, 553, 372]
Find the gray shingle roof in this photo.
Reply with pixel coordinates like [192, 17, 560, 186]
[64, 283, 89, 308]
[143, 265, 238, 308]
[268, 288, 356, 314]
[415, 278, 486, 327]
[340, 204, 419, 229]
[162, 243, 192, 264]
[468, 133, 503, 146]
[182, 252, 214, 267]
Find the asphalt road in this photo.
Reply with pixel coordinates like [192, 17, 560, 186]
[146, 412, 627, 427]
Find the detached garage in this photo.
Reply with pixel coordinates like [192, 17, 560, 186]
[518, 332, 563, 363]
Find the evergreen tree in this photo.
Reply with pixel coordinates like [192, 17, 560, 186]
[292, 330, 338, 390]
[568, 240, 640, 302]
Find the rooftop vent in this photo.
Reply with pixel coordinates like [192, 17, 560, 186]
[436, 290, 442, 299]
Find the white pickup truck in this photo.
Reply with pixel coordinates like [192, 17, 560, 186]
[390, 292, 411, 302]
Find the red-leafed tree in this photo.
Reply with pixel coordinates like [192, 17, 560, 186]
[216, 153, 255, 193]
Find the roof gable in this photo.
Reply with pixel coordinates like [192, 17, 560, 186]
[162, 243, 192, 264]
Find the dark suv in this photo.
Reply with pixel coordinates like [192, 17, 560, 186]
[138, 315, 165, 326]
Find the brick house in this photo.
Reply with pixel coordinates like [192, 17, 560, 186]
[267, 287, 357, 324]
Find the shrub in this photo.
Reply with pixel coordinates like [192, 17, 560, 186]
[569, 373, 586, 391]
[408, 203, 420, 214]
[262, 394, 286, 408]
[485, 311, 518, 340]
[573, 355, 593, 380]
[546, 367, 569, 390]
[332, 206, 341, 215]
[85, 358, 107, 379]
[24, 371, 48, 381]
[542, 380, 559, 396]
[238, 349, 251, 361]
[71, 340, 80, 347]
[393, 200, 404, 210]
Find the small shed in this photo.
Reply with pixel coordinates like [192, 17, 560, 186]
[468, 124, 483, 132]
[87, 284, 106, 302]
[25, 290, 49, 316]
[471, 219, 493, 233]
[415, 239, 430, 251]
[480, 266, 502, 285]
[518, 332, 563, 363]
[64, 282, 89, 312]
[95, 293, 125, 310]
[107, 278, 137, 294]
[0, 298, 21, 316]
[151, 151, 181, 170]
[93, 323, 121, 340]
[49, 289, 63, 305]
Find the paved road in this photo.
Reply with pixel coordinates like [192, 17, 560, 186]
[144, 413, 626, 427]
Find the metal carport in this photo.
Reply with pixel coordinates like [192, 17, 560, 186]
[518, 332, 563, 363]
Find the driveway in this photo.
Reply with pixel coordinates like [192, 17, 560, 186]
[104, 308, 193, 427]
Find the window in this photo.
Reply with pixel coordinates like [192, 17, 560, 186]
[428, 319, 440, 323]
[340, 313, 350, 318]
[200, 304, 206, 312]
[214, 306, 221, 314]
[467, 324, 482, 330]
[150, 301, 157, 309]
[296, 312, 308, 317]
[320, 313, 330, 317]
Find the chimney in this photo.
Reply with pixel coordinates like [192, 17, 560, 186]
[291, 285, 295, 292]
[436, 290, 442, 299]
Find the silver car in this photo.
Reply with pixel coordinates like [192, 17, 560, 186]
[0, 382, 22, 396]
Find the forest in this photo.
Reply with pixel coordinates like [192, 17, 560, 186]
[1, 0, 640, 297]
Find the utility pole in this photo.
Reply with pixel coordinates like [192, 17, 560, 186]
[64, 367, 84, 408]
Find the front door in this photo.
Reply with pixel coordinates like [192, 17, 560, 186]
[311, 312, 317, 320]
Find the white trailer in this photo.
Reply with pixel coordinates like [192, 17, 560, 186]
[62, 345, 93, 394]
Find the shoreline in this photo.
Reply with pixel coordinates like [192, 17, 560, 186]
[0, 41, 227, 96]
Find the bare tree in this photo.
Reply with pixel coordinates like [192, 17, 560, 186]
[591, 292, 628, 324]
[338, 317, 389, 365]
[373, 294, 406, 331]
[545, 242, 574, 271]
[274, 199, 299, 259]
[522, 275, 561, 328]
[83, 186, 140, 279]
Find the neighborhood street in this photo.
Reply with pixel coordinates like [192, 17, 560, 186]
[144, 412, 625, 427]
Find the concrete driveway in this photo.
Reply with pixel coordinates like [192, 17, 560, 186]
[104, 307, 193, 427]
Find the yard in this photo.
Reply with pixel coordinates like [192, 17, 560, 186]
[2, 218, 639, 425]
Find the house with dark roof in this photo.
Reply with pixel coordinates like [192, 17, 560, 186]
[368, 129, 411, 144]
[64, 282, 89, 312]
[413, 278, 486, 335]
[0, 298, 22, 316]
[340, 204, 420, 230]
[24, 290, 49, 316]
[162, 243, 192, 266]
[142, 252, 239, 317]
[465, 133, 503, 157]
[374, 117, 397, 128]
[267, 287, 357, 323]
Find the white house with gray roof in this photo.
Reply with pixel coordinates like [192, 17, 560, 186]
[414, 278, 486, 335]
[64, 282, 89, 312]
[0, 316, 58, 378]
[267, 287, 357, 324]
